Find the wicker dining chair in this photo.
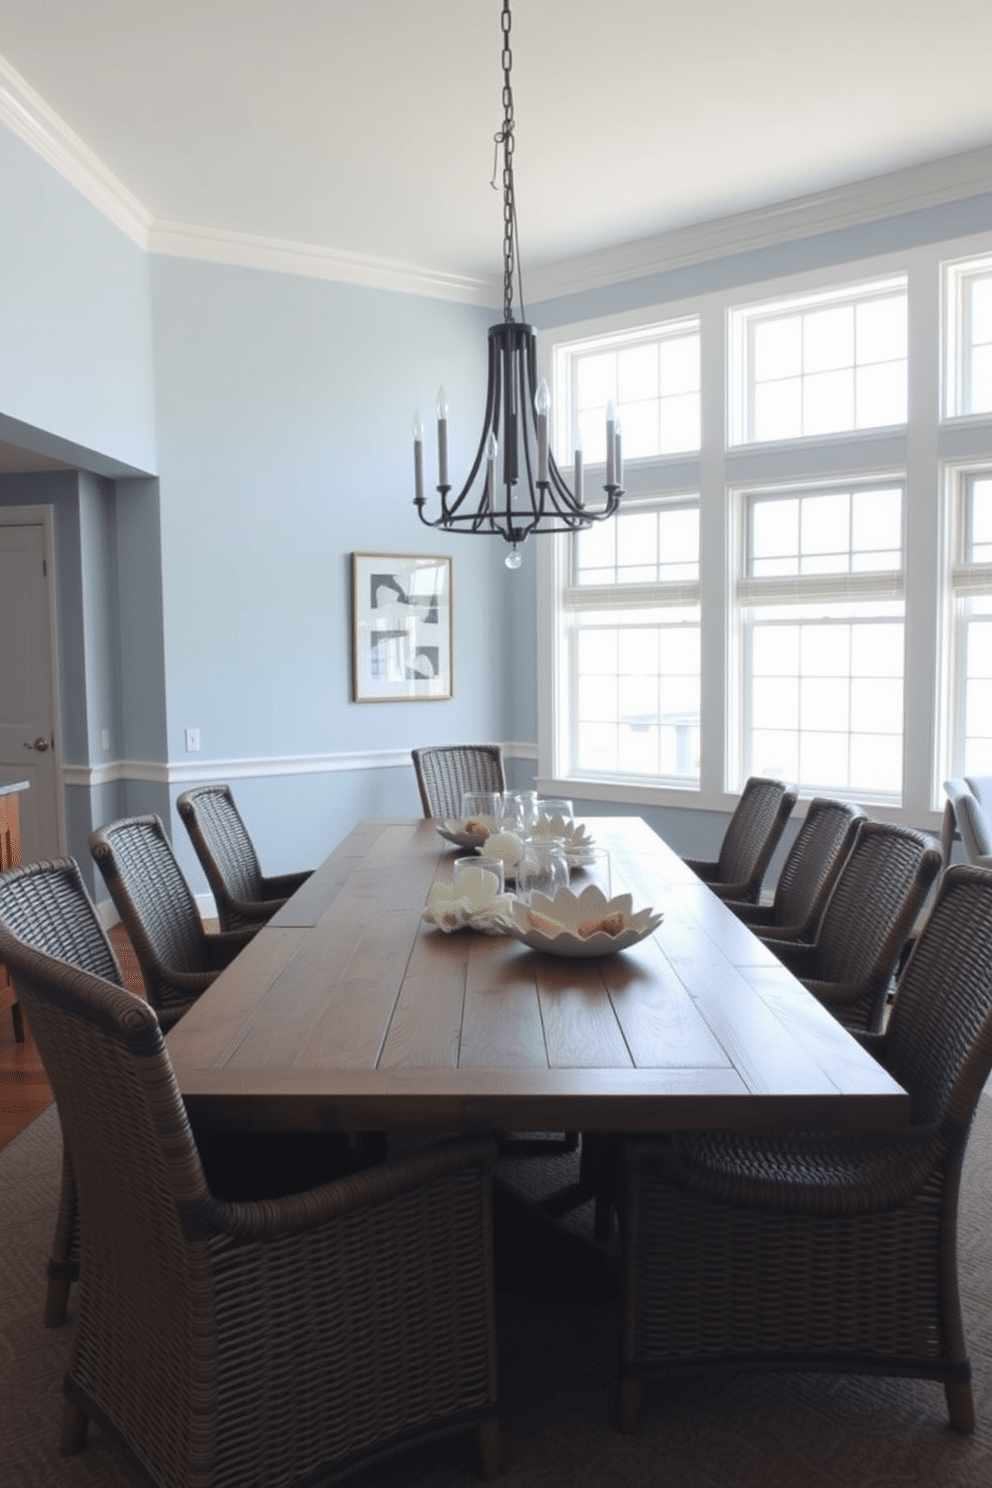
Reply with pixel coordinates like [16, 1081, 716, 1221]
[0, 923, 501, 1486]
[0, 856, 125, 1328]
[412, 744, 506, 819]
[684, 776, 797, 903]
[89, 814, 255, 1028]
[941, 776, 992, 868]
[724, 797, 865, 942]
[176, 783, 312, 933]
[762, 819, 942, 1033]
[618, 862, 992, 1436]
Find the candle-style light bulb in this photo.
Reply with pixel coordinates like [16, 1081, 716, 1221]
[535, 378, 550, 485]
[605, 399, 616, 487]
[485, 431, 498, 511]
[614, 412, 623, 491]
[413, 412, 425, 504]
[436, 386, 449, 488]
[573, 428, 583, 507]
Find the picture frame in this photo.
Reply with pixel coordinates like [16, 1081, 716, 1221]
[351, 552, 453, 702]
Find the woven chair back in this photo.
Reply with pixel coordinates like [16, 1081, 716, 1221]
[89, 816, 208, 994]
[176, 783, 264, 908]
[0, 926, 211, 1354]
[0, 857, 123, 986]
[411, 745, 506, 819]
[769, 797, 864, 933]
[717, 777, 796, 890]
[814, 820, 941, 991]
[884, 864, 992, 1132]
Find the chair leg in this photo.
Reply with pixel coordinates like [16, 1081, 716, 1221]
[45, 1143, 79, 1326]
[945, 1379, 975, 1433]
[475, 1417, 501, 1479]
[617, 1376, 643, 1434]
[11, 999, 24, 1042]
[60, 1399, 88, 1454]
[44, 1276, 72, 1329]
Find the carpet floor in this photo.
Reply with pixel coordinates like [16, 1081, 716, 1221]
[2, 1101, 991, 1488]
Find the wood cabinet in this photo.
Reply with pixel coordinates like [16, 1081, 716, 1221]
[0, 783, 28, 1040]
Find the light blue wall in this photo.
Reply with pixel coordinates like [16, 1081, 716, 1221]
[0, 128, 156, 475]
[147, 256, 516, 882]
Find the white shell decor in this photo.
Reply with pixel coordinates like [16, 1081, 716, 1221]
[422, 868, 515, 935]
[435, 813, 498, 850]
[479, 830, 525, 873]
[530, 812, 595, 862]
[505, 883, 663, 958]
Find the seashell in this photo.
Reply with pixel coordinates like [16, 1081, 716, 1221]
[577, 911, 625, 939]
[481, 830, 524, 870]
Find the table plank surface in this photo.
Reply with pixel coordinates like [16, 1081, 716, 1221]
[168, 817, 908, 1134]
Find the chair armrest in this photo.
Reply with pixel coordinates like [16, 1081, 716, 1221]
[801, 975, 882, 1009]
[706, 879, 760, 902]
[853, 1028, 888, 1056]
[629, 1124, 945, 1215]
[260, 869, 312, 901]
[683, 857, 718, 882]
[725, 900, 777, 925]
[214, 1135, 497, 1242]
[759, 938, 816, 976]
[202, 926, 257, 971]
[157, 966, 220, 998]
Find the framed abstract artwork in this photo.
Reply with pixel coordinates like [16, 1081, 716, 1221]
[351, 552, 453, 702]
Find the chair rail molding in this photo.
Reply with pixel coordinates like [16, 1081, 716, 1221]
[62, 744, 538, 791]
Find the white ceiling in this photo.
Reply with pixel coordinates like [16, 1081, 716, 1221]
[2, 1, 992, 475]
[2, 0, 992, 285]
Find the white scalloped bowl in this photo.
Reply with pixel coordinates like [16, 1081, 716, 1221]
[528, 813, 596, 862]
[435, 815, 497, 850]
[505, 883, 663, 958]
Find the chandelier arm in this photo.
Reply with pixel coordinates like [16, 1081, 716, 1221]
[410, 0, 625, 555]
[441, 337, 502, 521]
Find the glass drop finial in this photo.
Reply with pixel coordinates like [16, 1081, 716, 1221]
[505, 549, 523, 570]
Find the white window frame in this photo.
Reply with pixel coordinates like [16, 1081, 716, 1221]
[729, 274, 908, 448]
[943, 254, 992, 420]
[558, 492, 702, 790]
[733, 476, 906, 805]
[552, 315, 701, 467]
[536, 236, 992, 831]
[941, 463, 992, 779]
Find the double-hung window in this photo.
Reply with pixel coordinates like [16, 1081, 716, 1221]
[945, 256, 992, 418]
[730, 277, 908, 445]
[554, 318, 700, 462]
[562, 500, 701, 785]
[946, 470, 992, 774]
[738, 480, 905, 800]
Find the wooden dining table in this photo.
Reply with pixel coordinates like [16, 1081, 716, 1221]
[167, 815, 908, 1137]
[167, 816, 908, 1139]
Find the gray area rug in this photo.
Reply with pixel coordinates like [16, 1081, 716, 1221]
[2, 1102, 991, 1488]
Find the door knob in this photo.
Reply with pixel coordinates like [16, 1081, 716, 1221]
[24, 736, 50, 752]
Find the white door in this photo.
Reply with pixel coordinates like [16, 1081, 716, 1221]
[0, 519, 62, 861]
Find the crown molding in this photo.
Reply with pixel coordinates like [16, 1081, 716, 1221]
[4, 36, 991, 307]
[526, 145, 992, 305]
[0, 52, 151, 246]
[145, 219, 497, 305]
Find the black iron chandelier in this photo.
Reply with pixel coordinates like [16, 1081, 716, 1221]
[413, 0, 624, 569]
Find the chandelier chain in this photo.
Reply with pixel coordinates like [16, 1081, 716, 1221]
[497, 0, 516, 322]
[412, 0, 623, 553]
